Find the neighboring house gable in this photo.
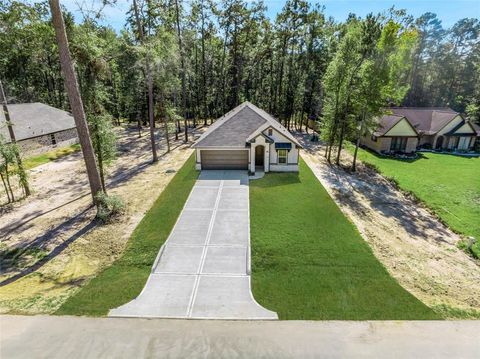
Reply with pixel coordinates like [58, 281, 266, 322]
[437, 115, 464, 135]
[383, 117, 418, 137]
[447, 119, 476, 136]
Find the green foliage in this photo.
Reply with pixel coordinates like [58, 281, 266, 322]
[1, 1, 477, 134]
[89, 114, 117, 165]
[250, 159, 439, 320]
[56, 155, 198, 316]
[0, 135, 29, 202]
[95, 191, 125, 223]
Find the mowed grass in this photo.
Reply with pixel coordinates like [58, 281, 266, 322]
[56, 154, 198, 316]
[250, 159, 439, 320]
[352, 148, 480, 240]
[23, 143, 81, 169]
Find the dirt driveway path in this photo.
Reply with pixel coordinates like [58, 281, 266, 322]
[0, 127, 200, 314]
[298, 134, 480, 317]
[110, 170, 277, 319]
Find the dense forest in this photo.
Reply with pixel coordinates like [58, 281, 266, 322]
[1, 0, 479, 156]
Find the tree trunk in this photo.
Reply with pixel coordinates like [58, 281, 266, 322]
[132, 0, 158, 162]
[4, 163, 14, 202]
[94, 125, 106, 193]
[0, 80, 30, 197]
[351, 110, 366, 172]
[0, 171, 11, 203]
[174, 0, 188, 142]
[49, 0, 102, 203]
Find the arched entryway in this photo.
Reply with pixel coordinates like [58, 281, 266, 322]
[255, 145, 265, 168]
[435, 136, 444, 149]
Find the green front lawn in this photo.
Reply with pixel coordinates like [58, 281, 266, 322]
[250, 159, 439, 320]
[56, 154, 198, 316]
[351, 148, 480, 241]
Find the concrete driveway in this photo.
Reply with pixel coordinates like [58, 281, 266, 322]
[109, 170, 277, 319]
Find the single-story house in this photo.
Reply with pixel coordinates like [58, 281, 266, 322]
[0, 102, 78, 154]
[193, 102, 302, 173]
[360, 107, 478, 154]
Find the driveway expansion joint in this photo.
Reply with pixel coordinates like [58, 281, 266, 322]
[109, 170, 277, 320]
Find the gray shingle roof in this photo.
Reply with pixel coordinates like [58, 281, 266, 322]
[0, 103, 75, 142]
[373, 114, 406, 136]
[194, 102, 302, 148]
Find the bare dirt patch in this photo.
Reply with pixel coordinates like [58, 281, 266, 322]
[0, 127, 201, 314]
[298, 134, 480, 318]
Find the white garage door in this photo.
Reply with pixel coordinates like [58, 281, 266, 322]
[201, 150, 249, 170]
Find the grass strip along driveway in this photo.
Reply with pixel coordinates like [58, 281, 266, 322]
[351, 149, 480, 241]
[250, 159, 439, 320]
[57, 154, 198, 316]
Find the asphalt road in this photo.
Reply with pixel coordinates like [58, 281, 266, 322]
[1, 316, 479, 358]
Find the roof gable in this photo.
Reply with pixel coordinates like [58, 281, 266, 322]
[374, 114, 405, 136]
[193, 102, 301, 148]
[389, 107, 458, 135]
[447, 120, 476, 136]
[384, 117, 418, 136]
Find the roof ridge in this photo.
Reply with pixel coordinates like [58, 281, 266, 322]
[194, 102, 250, 146]
[244, 102, 302, 147]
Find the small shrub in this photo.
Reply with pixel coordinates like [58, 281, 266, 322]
[95, 192, 125, 223]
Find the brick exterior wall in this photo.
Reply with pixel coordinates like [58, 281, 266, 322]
[17, 128, 78, 155]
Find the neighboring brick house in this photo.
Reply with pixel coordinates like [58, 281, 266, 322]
[361, 107, 478, 154]
[0, 102, 78, 154]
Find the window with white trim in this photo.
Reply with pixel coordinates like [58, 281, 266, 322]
[278, 149, 287, 164]
[268, 128, 273, 136]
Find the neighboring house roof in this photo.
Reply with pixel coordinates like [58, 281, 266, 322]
[473, 123, 480, 136]
[0, 102, 76, 142]
[389, 107, 460, 135]
[373, 107, 479, 137]
[194, 102, 302, 148]
[373, 114, 407, 136]
[444, 119, 477, 136]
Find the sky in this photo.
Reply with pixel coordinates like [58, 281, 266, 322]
[58, 0, 480, 31]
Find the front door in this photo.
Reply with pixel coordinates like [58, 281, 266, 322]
[255, 146, 264, 167]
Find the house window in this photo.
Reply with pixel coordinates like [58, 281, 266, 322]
[278, 149, 287, 164]
[390, 137, 407, 152]
[268, 128, 273, 136]
[50, 133, 57, 145]
[371, 134, 377, 142]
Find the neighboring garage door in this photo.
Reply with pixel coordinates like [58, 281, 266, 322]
[201, 150, 249, 170]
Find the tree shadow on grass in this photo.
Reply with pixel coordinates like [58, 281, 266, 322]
[0, 212, 97, 287]
[321, 163, 454, 244]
